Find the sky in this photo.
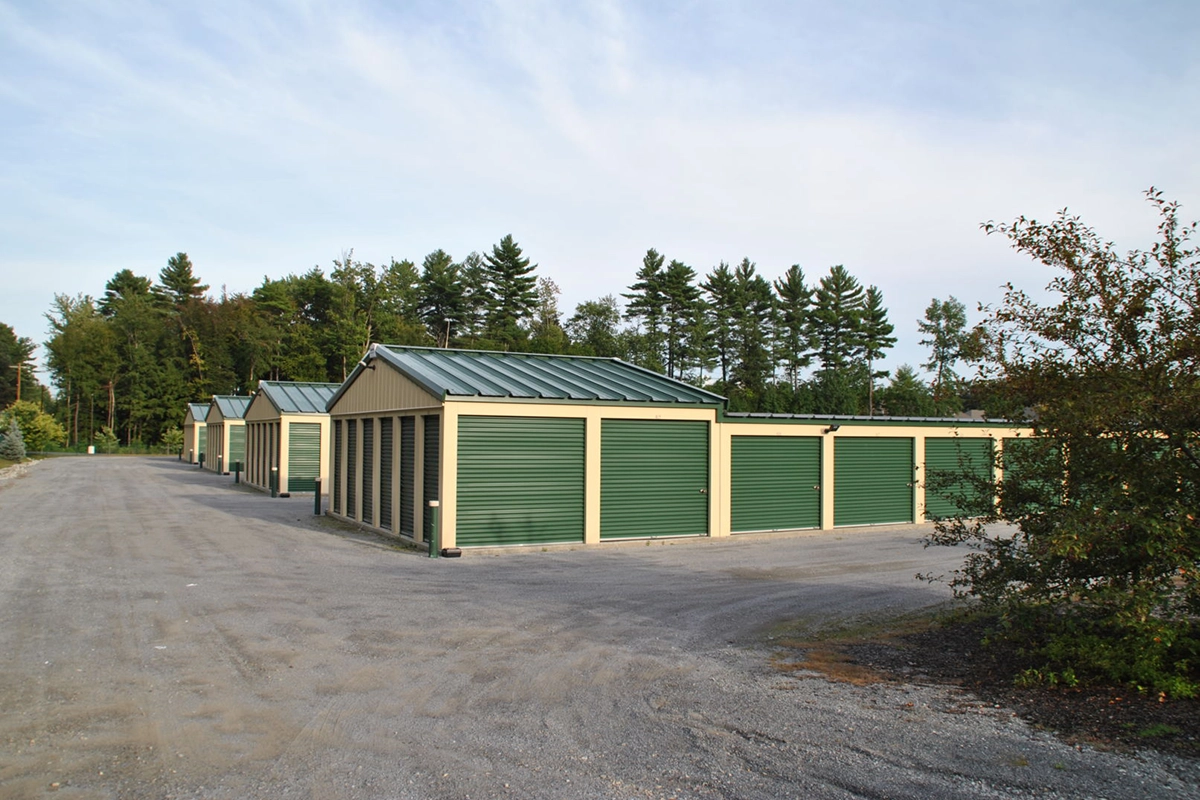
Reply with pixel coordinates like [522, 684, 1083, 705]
[3, 0, 1199, 384]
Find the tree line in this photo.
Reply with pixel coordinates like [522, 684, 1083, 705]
[24, 235, 976, 447]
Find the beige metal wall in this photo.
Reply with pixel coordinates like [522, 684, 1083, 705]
[328, 364, 442, 539]
[182, 420, 202, 464]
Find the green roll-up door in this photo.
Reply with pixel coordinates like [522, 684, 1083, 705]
[423, 415, 439, 541]
[601, 419, 709, 539]
[332, 421, 342, 513]
[347, 419, 357, 519]
[379, 417, 393, 530]
[287, 422, 322, 493]
[361, 418, 374, 524]
[731, 436, 821, 532]
[924, 438, 994, 520]
[400, 417, 415, 536]
[197, 426, 206, 460]
[228, 425, 246, 470]
[834, 437, 914, 527]
[457, 416, 585, 547]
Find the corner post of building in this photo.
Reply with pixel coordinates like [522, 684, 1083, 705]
[438, 407, 457, 550]
[709, 416, 729, 538]
[820, 430, 837, 530]
[913, 433, 927, 523]
[279, 418, 292, 498]
[583, 412, 602, 545]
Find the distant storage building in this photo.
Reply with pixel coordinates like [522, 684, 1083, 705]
[182, 402, 209, 465]
[326, 345, 1032, 550]
[204, 396, 251, 475]
[243, 380, 338, 496]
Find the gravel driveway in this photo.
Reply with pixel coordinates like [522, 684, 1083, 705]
[1, 457, 1195, 799]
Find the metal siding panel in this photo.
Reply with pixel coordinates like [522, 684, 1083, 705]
[400, 417, 415, 536]
[287, 422, 322, 493]
[731, 436, 821, 532]
[924, 438, 994, 519]
[600, 419, 709, 539]
[346, 419, 357, 518]
[197, 426, 206, 459]
[332, 420, 342, 514]
[379, 417, 393, 529]
[456, 416, 586, 547]
[423, 415, 440, 540]
[361, 419, 374, 523]
[834, 438, 915, 526]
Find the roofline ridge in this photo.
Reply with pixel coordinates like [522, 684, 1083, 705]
[375, 343, 619, 363]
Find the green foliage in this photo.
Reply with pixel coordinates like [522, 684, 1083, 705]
[95, 425, 120, 454]
[482, 234, 539, 349]
[877, 365, 937, 416]
[566, 296, 622, 357]
[772, 265, 815, 388]
[917, 296, 979, 414]
[811, 265, 865, 375]
[0, 322, 38, 407]
[3, 400, 66, 452]
[0, 417, 25, 460]
[926, 189, 1200, 696]
[860, 285, 896, 415]
[161, 424, 184, 455]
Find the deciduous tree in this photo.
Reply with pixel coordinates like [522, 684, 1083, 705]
[927, 189, 1200, 696]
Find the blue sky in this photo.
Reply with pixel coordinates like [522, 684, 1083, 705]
[3, 0, 1198, 380]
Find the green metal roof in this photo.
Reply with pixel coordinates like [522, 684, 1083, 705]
[211, 395, 252, 420]
[257, 381, 339, 414]
[328, 345, 726, 409]
[186, 403, 208, 421]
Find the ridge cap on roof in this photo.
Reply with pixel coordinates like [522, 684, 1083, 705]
[376, 343, 620, 364]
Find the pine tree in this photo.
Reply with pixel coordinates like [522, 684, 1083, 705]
[810, 265, 865, 375]
[773, 265, 815, 389]
[483, 235, 539, 349]
[417, 250, 469, 346]
[701, 262, 738, 384]
[661, 260, 704, 379]
[157, 253, 209, 306]
[729, 259, 775, 401]
[622, 249, 667, 371]
[860, 286, 896, 415]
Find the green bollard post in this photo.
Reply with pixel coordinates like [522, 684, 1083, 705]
[314, 478, 322, 515]
[270, 467, 278, 498]
[234, 461, 241, 484]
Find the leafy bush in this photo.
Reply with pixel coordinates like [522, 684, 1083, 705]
[1, 400, 66, 452]
[926, 189, 1200, 696]
[95, 426, 120, 454]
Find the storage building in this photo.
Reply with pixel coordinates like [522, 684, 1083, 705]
[325, 345, 725, 548]
[182, 402, 209, 465]
[326, 345, 1032, 550]
[204, 396, 251, 475]
[243, 381, 338, 495]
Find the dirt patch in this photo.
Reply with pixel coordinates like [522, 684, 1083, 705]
[778, 612, 1200, 758]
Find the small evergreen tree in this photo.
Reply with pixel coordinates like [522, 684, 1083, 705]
[0, 417, 25, 461]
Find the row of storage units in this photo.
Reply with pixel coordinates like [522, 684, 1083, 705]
[198, 396, 250, 475]
[182, 384, 337, 499]
[242, 381, 338, 495]
[323, 345, 1032, 550]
